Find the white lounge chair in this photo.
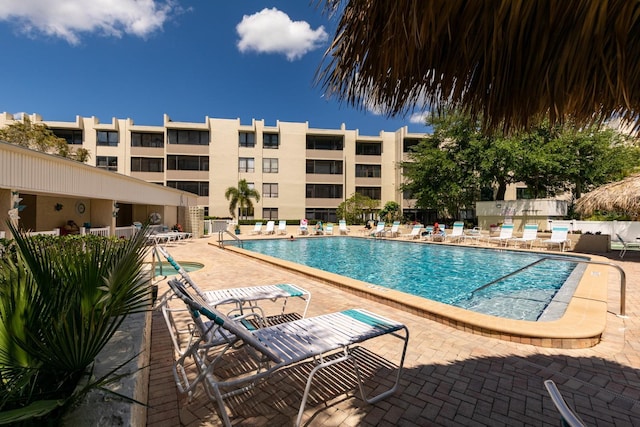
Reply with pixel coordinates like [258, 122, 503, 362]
[542, 226, 571, 251]
[277, 220, 287, 235]
[384, 221, 401, 238]
[338, 219, 350, 235]
[325, 223, 334, 235]
[167, 279, 409, 427]
[264, 220, 275, 235]
[402, 224, 423, 239]
[298, 219, 309, 235]
[508, 224, 539, 248]
[616, 233, 640, 258]
[250, 221, 263, 235]
[445, 222, 463, 243]
[485, 224, 514, 246]
[371, 221, 386, 237]
[462, 227, 483, 244]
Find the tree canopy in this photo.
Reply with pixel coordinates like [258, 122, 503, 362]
[0, 116, 90, 162]
[401, 111, 640, 219]
[336, 193, 378, 224]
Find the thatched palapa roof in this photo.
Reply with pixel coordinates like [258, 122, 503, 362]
[318, 0, 640, 133]
[575, 174, 640, 217]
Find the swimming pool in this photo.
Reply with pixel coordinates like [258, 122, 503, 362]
[241, 237, 583, 321]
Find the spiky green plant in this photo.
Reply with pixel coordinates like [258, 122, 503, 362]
[0, 223, 152, 423]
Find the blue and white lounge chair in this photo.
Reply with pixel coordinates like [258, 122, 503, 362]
[384, 221, 401, 238]
[277, 220, 287, 235]
[485, 223, 514, 246]
[250, 221, 263, 235]
[338, 219, 350, 235]
[324, 223, 334, 235]
[264, 220, 275, 235]
[508, 224, 539, 248]
[402, 224, 423, 239]
[167, 279, 409, 427]
[371, 221, 386, 237]
[444, 222, 463, 243]
[542, 226, 571, 251]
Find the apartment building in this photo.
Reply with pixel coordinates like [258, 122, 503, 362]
[0, 113, 427, 222]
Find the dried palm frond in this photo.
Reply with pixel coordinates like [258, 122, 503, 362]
[575, 174, 640, 217]
[318, 0, 640, 133]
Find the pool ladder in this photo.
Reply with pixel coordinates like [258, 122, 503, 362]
[469, 256, 628, 317]
[217, 230, 243, 248]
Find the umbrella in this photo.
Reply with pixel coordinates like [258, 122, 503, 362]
[575, 174, 640, 218]
[318, 0, 640, 133]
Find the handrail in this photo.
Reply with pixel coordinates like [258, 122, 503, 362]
[218, 230, 243, 248]
[470, 255, 627, 317]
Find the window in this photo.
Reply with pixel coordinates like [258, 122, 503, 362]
[306, 160, 343, 174]
[306, 184, 343, 198]
[131, 157, 164, 172]
[131, 132, 164, 148]
[356, 186, 381, 200]
[355, 164, 381, 178]
[306, 135, 343, 150]
[305, 208, 337, 223]
[516, 187, 535, 200]
[167, 155, 209, 171]
[239, 157, 255, 173]
[51, 129, 83, 145]
[403, 138, 421, 152]
[167, 129, 209, 145]
[355, 142, 382, 155]
[97, 156, 118, 171]
[263, 158, 279, 173]
[262, 208, 278, 220]
[263, 183, 278, 198]
[97, 131, 119, 146]
[263, 133, 279, 149]
[166, 181, 209, 196]
[239, 132, 255, 147]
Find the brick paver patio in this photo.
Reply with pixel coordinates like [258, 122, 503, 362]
[146, 236, 640, 426]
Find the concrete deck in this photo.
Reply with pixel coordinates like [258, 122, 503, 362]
[146, 235, 640, 426]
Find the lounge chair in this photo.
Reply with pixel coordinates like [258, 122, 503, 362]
[615, 233, 640, 258]
[485, 224, 514, 246]
[167, 278, 409, 427]
[264, 220, 275, 235]
[384, 221, 401, 238]
[462, 227, 483, 244]
[542, 226, 571, 251]
[250, 221, 263, 235]
[544, 380, 586, 427]
[444, 222, 464, 243]
[371, 221, 386, 237]
[325, 223, 334, 235]
[277, 220, 287, 235]
[421, 225, 434, 240]
[338, 219, 350, 235]
[508, 224, 539, 248]
[298, 219, 309, 235]
[402, 224, 423, 239]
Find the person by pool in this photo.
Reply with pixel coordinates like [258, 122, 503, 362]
[314, 221, 323, 235]
[289, 235, 295, 241]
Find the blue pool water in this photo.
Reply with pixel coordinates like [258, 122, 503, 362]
[241, 237, 582, 321]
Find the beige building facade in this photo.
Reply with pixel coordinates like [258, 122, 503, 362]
[0, 112, 426, 223]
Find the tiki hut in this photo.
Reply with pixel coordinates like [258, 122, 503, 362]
[575, 174, 640, 219]
[318, 0, 640, 133]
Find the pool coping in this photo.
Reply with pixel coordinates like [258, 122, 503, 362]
[217, 240, 610, 349]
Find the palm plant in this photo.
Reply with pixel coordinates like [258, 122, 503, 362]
[0, 222, 152, 423]
[225, 179, 261, 220]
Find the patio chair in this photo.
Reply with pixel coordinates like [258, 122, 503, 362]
[167, 278, 409, 427]
[384, 221, 401, 238]
[615, 233, 640, 258]
[277, 220, 287, 235]
[371, 221, 386, 237]
[542, 226, 571, 251]
[324, 223, 334, 235]
[264, 220, 275, 235]
[508, 224, 539, 248]
[250, 222, 263, 235]
[462, 227, 483, 244]
[485, 224, 514, 246]
[402, 224, 423, 239]
[338, 219, 350, 235]
[543, 380, 586, 427]
[445, 222, 464, 243]
[298, 219, 309, 235]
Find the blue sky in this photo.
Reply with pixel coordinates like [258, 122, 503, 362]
[0, 1, 429, 136]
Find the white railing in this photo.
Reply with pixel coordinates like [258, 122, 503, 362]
[115, 225, 137, 239]
[548, 220, 640, 241]
[26, 229, 60, 236]
[86, 226, 110, 237]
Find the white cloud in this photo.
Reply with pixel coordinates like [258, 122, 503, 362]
[410, 111, 430, 125]
[236, 8, 328, 61]
[0, 0, 180, 45]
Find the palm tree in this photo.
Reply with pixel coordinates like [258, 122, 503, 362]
[225, 179, 261, 220]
